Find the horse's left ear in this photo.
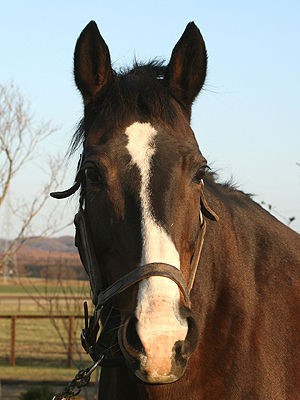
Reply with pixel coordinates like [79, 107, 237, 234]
[74, 21, 113, 103]
[166, 22, 207, 112]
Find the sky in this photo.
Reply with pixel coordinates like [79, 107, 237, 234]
[0, 0, 299, 237]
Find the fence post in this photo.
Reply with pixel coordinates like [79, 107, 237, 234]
[10, 316, 16, 366]
[67, 316, 74, 368]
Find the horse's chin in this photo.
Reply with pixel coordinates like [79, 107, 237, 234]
[134, 370, 181, 385]
[133, 368, 185, 384]
[120, 346, 188, 385]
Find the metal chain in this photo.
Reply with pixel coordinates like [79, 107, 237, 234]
[52, 356, 103, 400]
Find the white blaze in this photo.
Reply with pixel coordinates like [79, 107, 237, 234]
[125, 122, 188, 379]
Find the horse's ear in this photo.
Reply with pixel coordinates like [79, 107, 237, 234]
[166, 22, 207, 112]
[74, 21, 113, 103]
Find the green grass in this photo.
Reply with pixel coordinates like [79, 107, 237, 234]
[0, 277, 90, 296]
[0, 315, 90, 361]
[0, 365, 97, 382]
[0, 298, 91, 316]
[0, 278, 91, 315]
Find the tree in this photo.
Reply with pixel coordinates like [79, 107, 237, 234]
[0, 83, 93, 395]
[0, 83, 69, 278]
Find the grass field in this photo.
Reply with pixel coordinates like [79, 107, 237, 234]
[0, 364, 96, 382]
[0, 277, 91, 314]
[0, 278, 94, 383]
[0, 277, 90, 295]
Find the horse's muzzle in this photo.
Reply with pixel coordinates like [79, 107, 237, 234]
[118, 308, 199, 384]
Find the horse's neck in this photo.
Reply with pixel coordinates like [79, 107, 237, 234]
[190, 185, 300, 399]
[99, 368, 205, 400]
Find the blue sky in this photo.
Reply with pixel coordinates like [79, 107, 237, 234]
[0, 0, 299, 236]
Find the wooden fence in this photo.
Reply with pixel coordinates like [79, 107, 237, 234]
[0, 314, 84, 368]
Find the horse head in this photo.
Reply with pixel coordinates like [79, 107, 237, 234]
[53, 21, 217, 384]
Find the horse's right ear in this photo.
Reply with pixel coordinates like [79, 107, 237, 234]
[74, 21, 113, 103]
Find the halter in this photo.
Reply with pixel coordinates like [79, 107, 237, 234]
[50, 156, 219, 368]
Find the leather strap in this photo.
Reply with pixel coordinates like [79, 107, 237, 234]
[187, 219, 207, 293]
[74, 209, 103, 304]
[50, 154, 84, 200]
[96, 262, 191, 309]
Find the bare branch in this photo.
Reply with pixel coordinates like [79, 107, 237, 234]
[0, 82, 70, 278]
[0, 83, 57, 206]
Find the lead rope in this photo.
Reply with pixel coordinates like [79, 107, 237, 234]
[52, 301, 119, 400]
[52, 302, 111, 400]
[52, 357, 102, 400]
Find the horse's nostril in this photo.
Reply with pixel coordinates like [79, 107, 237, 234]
[175, 340, 188, 357]
[177, 340, 188, 354]
[174, 340, 189, 368]
[125, 316, 145, 355]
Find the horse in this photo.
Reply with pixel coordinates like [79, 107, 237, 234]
[51, 21, 300, 400]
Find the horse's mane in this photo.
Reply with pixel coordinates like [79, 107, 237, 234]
[118, 59, 166, 79]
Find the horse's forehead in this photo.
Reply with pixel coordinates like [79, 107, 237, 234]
[85, 121, 201, 180]
[85, 122, 175, 168]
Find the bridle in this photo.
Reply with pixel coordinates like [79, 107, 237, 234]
[50, 155, 219, 368]
[51, 155, 218, 399]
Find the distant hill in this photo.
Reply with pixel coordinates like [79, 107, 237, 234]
[0, 236, 77, 253]
[0, 236, 86, 280]
[20, 236, 77, 253]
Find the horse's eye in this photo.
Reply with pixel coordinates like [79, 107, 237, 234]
[193, 165, 208, 184]
[85, 168, 102, 185]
